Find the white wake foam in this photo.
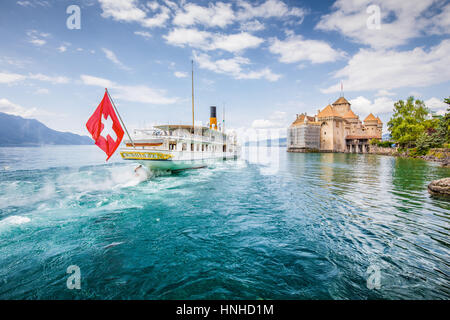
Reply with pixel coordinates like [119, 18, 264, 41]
[0, 215, 31, 225]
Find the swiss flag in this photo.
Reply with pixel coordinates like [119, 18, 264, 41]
[86, 90, 124, 161]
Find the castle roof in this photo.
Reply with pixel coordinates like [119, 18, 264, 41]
[376, 116, 382, 124]
[332, 96, 350, 105]
[290, 114, 315, 127]
[317, 105, 339, 118]
[364, 113, 377, 122]
[343, 109, 358, 119]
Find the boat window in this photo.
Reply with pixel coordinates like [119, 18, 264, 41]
[182, 143, 187, 151]
[191, 143, 194, 151]
[202, 144, 204, 152]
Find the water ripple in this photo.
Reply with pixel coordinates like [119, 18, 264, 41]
[0, 147, 449, 299]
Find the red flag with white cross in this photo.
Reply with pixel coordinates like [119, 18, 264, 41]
[86, 90, 124, 161]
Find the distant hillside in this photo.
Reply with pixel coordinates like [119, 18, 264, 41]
[245, 137, 287, 147]
[0, 112, 93, 146]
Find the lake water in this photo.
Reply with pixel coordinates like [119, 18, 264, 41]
[0, 145, 448, 299]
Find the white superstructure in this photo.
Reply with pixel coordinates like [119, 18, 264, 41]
[120, 124, 240, 171]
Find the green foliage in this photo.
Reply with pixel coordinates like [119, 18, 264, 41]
[436, 96, 450, 143]
[408, 147, 426, 157]
[379, 140, 393, 148]
[388, 97, 429, 148]
[415, 131, 444, 154]
[369, 138, 393, 148]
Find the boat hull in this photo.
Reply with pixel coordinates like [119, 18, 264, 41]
[135, 159, 210, 171]
[120, 150, 238, 171]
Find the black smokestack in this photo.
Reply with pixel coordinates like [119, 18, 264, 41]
[210, 106, 217, 118]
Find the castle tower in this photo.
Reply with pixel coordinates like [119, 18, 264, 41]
[317, 104, 345, 152]
[364, 113, 380, 139]
[376, 117, 383, 138]
[331, 96, 351, 117]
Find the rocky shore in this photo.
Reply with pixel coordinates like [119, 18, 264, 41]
[369, 146, 450, 167]
[428, 178, 450, 199]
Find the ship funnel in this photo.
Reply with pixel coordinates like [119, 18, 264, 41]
[210, 106, 217, 130]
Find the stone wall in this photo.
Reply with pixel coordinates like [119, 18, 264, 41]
[368, 145, 398, 156]
[368, 146, 450, 166]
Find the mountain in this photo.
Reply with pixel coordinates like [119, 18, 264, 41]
[245, 137, 287, 147]
[0, 112, 93, 146]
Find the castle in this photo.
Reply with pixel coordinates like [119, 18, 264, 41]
[287, 96, 383, 153]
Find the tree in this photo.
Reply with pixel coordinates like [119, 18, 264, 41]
[415, 97, 450, 153]
[436, 97, 450, 143]
[388, 96, 429, 148]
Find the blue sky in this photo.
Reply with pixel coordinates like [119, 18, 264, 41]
[0, 0, 449, 137]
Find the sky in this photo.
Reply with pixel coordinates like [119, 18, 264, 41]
[0, 0, 449, 138]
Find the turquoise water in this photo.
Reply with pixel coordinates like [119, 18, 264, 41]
[0, 146, 449, 299]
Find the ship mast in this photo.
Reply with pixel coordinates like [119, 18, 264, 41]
[191, 60, 195, 132]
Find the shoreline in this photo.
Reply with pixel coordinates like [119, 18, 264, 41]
[287, 147, 450, 167]
[369, 147, 450, 167]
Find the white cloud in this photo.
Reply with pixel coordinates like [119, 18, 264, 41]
[322, 40, 450, 93]
[0, 57, 31, 68]
[236, 0, 306, 21]
[80, 75, 178, 105]
[0, 72, 69, 85]
[269, 34, 343, 64]
[252, 110, 288, 129]
[164, 28, 264, 53]
[17, 1, 32, 7]
[34, 88, 50, 95]
[251, 119, 278, 129]
[0, 98, 36, 117]
[164, 28, 212, 50]
[173, 2, 235, 28]
[170, 0, 305, 30]
[27, 30, 50, 46]
[98, 0, 170, 28]
[0, 72, 26, 84]
[194, 51, 280, 82]
[174, 71, 187, 78]
[58, 45, 67, 53]
[212, 32, 263, 53]
[134, 31, 152, 39]
[431, 3, 450, 34]
[28, 73, 70, 84]
[80, 75, 114, 88]
[425, 97, 447, 112]
[409, 91, 422, 98]
[236, 68, 281, 81]
[163, 0, 178, 11]
[102, 48, 131, 71]
[375, 89, 396, 97]
[316, 0, 447, 49]
[349, 96, 395, 116]
[239, 20, 265, 32]
[17, 1, 50, 7]
[30, 39, 46, 46]
[0, 98, 53, 118]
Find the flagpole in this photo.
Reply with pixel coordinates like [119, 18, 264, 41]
[191, 60, 195, 133]
[105, 88, 135, 149]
